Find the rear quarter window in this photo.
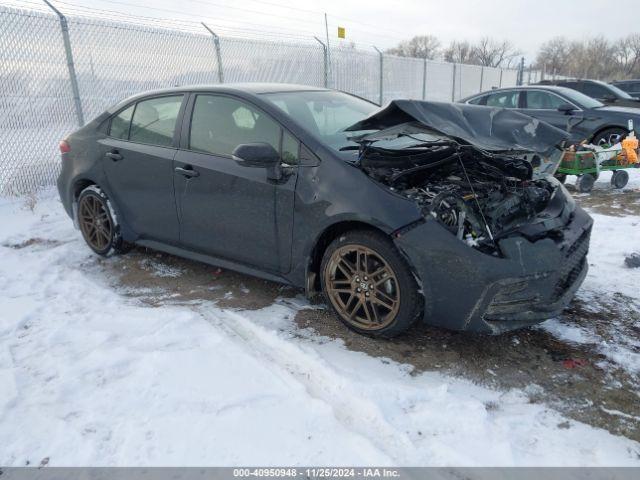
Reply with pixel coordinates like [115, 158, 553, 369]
[109, 105, 134, 139]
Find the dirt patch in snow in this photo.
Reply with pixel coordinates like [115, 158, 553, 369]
[100, 248, 297, 310]
[565, 184, 640, 217]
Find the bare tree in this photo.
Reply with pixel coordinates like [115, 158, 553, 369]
[614, 34, 640, 77]
[536, 37, 571, 75]
[386, 35, 441, 60]
[473, 37, 521, 68]
[443, 40, 476, 64]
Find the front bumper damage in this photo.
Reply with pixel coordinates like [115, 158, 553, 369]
[394, 204, 592, 333]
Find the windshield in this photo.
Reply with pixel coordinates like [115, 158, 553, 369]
[558, 87, 605, 109]
[604, 82, 634, 99]
[262, 90, 379, 151]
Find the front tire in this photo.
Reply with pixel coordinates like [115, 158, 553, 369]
[593, 127, 626, 147]
[320, 230, 422, 338]
[77, 186, 130, 256]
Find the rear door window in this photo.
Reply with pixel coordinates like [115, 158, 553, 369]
[484, 91, 520, 108]
[128, 95, 183, 147]
[467, 95, 487, 105]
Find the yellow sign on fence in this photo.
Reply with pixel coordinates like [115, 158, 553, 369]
[337, 26, 345, 39]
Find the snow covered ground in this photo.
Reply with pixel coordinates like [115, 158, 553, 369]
[0, 172, 639, 466]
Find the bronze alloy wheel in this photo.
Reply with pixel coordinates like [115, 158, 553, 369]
[79, 193, 113, 253]
[324, 244, 400, 330]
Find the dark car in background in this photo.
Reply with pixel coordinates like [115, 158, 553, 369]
[461, 85, 640, 145]
[612, 79, 640, 99]
[57, 84, 591, 337]
[538, 79, 640, 108]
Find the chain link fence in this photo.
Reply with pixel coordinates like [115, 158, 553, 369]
[0, 3, 525, 195]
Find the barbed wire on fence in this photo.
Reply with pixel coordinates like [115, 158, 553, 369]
[0, 2, 531, 195]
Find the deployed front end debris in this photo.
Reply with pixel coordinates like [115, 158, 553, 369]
[346, 101, 593, 333]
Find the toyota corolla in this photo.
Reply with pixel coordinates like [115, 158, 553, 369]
[57, 84, 592, 337]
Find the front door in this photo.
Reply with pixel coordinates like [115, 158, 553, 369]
[521, 90, 591, 143]
[173, 94, 299, 273]
[101, 94, 185, 244]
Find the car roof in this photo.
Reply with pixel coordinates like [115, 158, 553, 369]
[107, 83, 330, 112]
[464, 84, 577, 98]
[613, 79, 640, 84]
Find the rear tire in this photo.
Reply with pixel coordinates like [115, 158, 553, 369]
[77, 185, 131, 256]
[611, 170, 629, 189]
[320, 230, 423, 338]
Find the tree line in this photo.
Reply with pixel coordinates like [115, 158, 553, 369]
[386, 34, 640, 80]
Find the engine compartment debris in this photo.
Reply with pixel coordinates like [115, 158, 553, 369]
[359, 138, 557, 254]
[345, 100, 574, 255]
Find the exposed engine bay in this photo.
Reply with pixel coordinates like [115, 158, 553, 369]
[345, 100, 573, 255]
[359, 138, 557, 254]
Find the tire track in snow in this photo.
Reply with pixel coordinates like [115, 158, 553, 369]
[197, 307, 419, 465]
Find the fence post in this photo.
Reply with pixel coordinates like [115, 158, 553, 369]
[314, 37, 328, 88]
[479, 66, 484, 92]
[499, 69, 503, 88]
[373, 46, 383, 105]
[517, 56, 525, 85]
[451, 63, 457, 101]
[202, 23, 224, 83]
[422, 58, 427, 100]
[43, 0, 84, 126]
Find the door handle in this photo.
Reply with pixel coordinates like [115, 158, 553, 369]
[175, 166, 200, 178]
[105, 151, 123, 161]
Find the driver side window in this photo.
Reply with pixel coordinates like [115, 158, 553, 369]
[525, 91, 566, 110]
[189, 95, 299, 164]
[190, 95, 280, 156]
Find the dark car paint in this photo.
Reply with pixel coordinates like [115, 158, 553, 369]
[613, 80, 640, 99]
[461, 86, 640, 143]
[346, 100, 570, 156]
[539, 79, 640, 108]
[58, 84, 423, 288]
[58, 83, 590, 334]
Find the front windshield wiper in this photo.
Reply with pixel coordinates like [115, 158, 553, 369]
[339, 145, 360, 151]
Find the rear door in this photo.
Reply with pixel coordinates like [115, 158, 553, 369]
[173, 93, 299, 273]
[100, 94, 185, 244]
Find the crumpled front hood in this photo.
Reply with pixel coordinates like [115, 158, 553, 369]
[345, 100, 570, 157]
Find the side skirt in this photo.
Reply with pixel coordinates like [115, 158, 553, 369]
[136, 239, 295, 287]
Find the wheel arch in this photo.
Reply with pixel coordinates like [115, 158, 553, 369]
[305, 220, 390, 295]
[73, 178, 98, 200]
[589, 124, 627, 143]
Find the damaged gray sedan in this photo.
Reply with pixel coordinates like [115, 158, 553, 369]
[345, 100, 592, 334]
[57, 85, 592, 337]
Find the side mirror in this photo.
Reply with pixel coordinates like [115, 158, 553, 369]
[232, 142, 282, 181]
[557, 103, 575, 114]
[602, 94, 617, 102]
